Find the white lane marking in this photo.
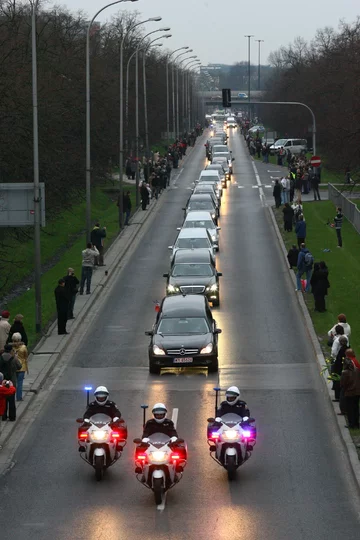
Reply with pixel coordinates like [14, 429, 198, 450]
[268, 170, 281, 173]
[252, 185, 259, 189]
[172, 168, 183, 186]
[171, 407, 179, 429]
[270, 176, 281, 180]
[238, 186, 244, 189]
[264, 185, 272, 188]
[251, 161, 266, 207]
[157, 491, 167, 511]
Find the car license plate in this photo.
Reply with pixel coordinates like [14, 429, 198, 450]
[173, 357, 193, 364]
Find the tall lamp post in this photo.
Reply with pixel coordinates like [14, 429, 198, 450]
[244, 34, 254, 119]
[166, 47, 189, 145]
[255, 39, 264, 90]
[119, 16, 161, 228]
[171, 49, 193, 139]
[186, 61, 201, 131]
[183, 60, 200, 131]
[177, 54, 197, 137]
[86, 0, 137, 241]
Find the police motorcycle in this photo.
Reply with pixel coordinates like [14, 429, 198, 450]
[207, 387, 256, 480]
[133, 405, 187, 506]
[76, 386, 127, 481]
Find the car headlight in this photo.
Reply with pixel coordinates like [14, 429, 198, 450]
[211, 213, 216, 219]
[153, 345, 165, 356]
[211, 234, 216, 242]
[200, 343, 213, 354]
[149, 451, 168, 463]
[206, 284, 218, 292]
[92, 430, 108, 441]
[167, 284, 180, 293]
[222, 429, 239, 442]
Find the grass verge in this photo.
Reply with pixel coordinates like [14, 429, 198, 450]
[1, 184, 136, 348]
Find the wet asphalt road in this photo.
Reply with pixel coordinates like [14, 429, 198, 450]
[1, 129, 360, 540]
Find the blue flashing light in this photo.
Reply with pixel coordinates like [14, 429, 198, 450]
[213, 387, 221, 392]
[84, 386, 93, 391]
[141, 404, 149, 409]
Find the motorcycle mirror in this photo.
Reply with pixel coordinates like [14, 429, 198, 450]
[176, 438, 185, 444]
[118, 418, 125, 424]
[246, 417, 255, 423]
[163, 273, 169, 278]
[133, 438, 142, 444]
[76, 418, 83, 423]
[215, 417, 222, 423]
[242, 416, 249, 422]
[207, 417, 215, 423]
[145, 331, 153, 336]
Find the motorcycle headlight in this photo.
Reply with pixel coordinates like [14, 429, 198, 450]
[92, 430, 108, 441]
[167, 284, 179, 293]
[200, 343, 213, 354]
[149, 451, 168, 463]
[153, 345, 165, 356]
[222, 429, 239, 441]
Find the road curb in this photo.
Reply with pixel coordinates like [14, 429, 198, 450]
[267, 204, 360, 490]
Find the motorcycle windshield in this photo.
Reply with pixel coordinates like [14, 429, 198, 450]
[89, 413, 112, 426]
[219, 413, 242, 426]
[148, 433, 171, 448]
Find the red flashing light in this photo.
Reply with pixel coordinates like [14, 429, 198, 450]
[112, 432, 120, 438]
[137, 454, 147, 461]
[211, 433, 219, 440]
[171, 453, 180, 460]
[79, 432, 88, 439]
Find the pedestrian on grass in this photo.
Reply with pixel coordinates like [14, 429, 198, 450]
[0, 344, 21, 421]
[310, 262, 330, 312]
[287, 244, 299, 270]
[0, 373, 16, 435]
[273, 180, 281, 208]
[340, 357, 360, 429]
[328, 314, 351, 344]
[311, 172, 321, 201]
[295, 215, 306, 248]
[10, 333, 28, 401]
[0, 311, 11, 352]
[295, 243, 313, 293]
[283, 203, 294, 232]
[331, 325, 349, 359]
[90, 222, 107, 266]
[331, 336, 348, 402]
[123, 190, 132, 226]
[7, 314, 28, 346]
[334, 207, 343, 248]
[80, 243, 99, 295]
[54, 278, 70, 335]
[63, 268, 79, 319]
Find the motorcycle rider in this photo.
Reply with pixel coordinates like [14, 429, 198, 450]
[209, 386, 256, 450]
[79, 386, 127, 457]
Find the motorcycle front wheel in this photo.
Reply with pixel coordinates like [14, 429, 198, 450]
[153, 477, 163, 505]
[226, 455, 237, 481]
[95, 455, 104, 481]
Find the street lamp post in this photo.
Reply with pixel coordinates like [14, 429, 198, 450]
[86, 0, 135, 240]
[172, 50, 193, 138]
[244, 35, 254, 119]
[186, 62, 200, 131]
[183, 59, 200, 131]
[177, 55, 196, 137]
[119, 16, 161, 229]
[166, 47, 189, 145]
[255, 39, 264, 91]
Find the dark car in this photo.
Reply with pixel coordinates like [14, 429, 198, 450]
[163, 249, 222, 306]
[206, 163, 229, 188]
[184, 193, 220, 221]
[146, 295, 222, 374]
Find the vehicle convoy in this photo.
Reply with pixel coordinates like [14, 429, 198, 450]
[168, 227, 218, 261]
[77, 386, 128, 481]
[206, 163, 229, 188]
[184, 193, 219, 221]
[181, 210, 221, 247]
[134, 404, 187, 506]
[207, 387, 257, 480]
[145, 294, 222, 374]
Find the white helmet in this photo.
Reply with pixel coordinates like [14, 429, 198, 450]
[94, 386, 109, 406]
[152, 403, 167, 423]
[225, 386, 241, 406]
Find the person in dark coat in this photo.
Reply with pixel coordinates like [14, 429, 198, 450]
[287, 245, 299, 270]
[340, 357, 360, 429]
[125, 158, 132, 179]
[63, 268, 79, 320]
[140, 182, 149, 210]
[282, 203, 294, 232]
[0, 344, 21, 421]
[7, 314, 28, 346]
[123, 191, 132, 225]
[273, 180, 282, 208]
[295, 215, 306, 248]
[90, 222, 106, 266]
[331, 335, 348, 402]
[54, 279, 70, 335]
[310, 262, 330, 312]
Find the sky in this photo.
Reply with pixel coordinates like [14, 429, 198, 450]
[54, 0, 359, 65]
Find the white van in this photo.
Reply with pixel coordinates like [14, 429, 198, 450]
[270, 138, 307, 155]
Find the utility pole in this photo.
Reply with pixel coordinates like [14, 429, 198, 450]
[255, 39, 264, 91]
[245, 35, 254, 119]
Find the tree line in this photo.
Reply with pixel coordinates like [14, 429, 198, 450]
[261, 18, 360, 175]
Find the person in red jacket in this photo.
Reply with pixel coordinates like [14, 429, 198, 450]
[0, 372, 16, 438]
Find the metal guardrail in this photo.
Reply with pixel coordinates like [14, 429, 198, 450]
[328, 183, 360, 234]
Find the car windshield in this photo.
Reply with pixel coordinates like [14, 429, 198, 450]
[158, 317, 210, 335]
[176, 238, 210, 249]
[172, 264, 214, 277]
[189, 202, 215, 212]
[184, 220, 215, 230]
[274, 139, 286, 146]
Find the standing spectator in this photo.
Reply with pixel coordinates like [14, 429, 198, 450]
[63, 268, 79, 320]
[54, 278, 70, 335]
[0, 311, 11, 352]
[334, 207, 343, 248]
[331, 325, 348, 359]
[294, 173, 302, 204]
[80, 243, 99, 295]
[296, 243, 313, 292]
[123, 190, 132, 226]
[283, 203, 294, 232]
[311, 172, 321, 201]
[273, 180, 281, 208]
[0, 344, 21, 420]
[310, 262, 330, 312]
[10, 333, 28, 401]
[7, 314, 28, 346]
[331, 336, 348, 402]
[340, 357, 360, 429]
[140, 182, 149, 210]
[287, 244, 299, 270]
[125, 158, 132, 179]
[295, 215, 306, 248]
[328, 314, 351, 343]
[90, 222, 107, 266]
[130, 159, 136, 180]
[346, 349, 360, 370]
[0, 374, 16, 435]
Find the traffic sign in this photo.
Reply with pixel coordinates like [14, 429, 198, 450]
[310, 155, 321, 168]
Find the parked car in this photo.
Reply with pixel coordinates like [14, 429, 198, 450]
[269, 138, 307, 155]
[146, 295, 222, 373]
